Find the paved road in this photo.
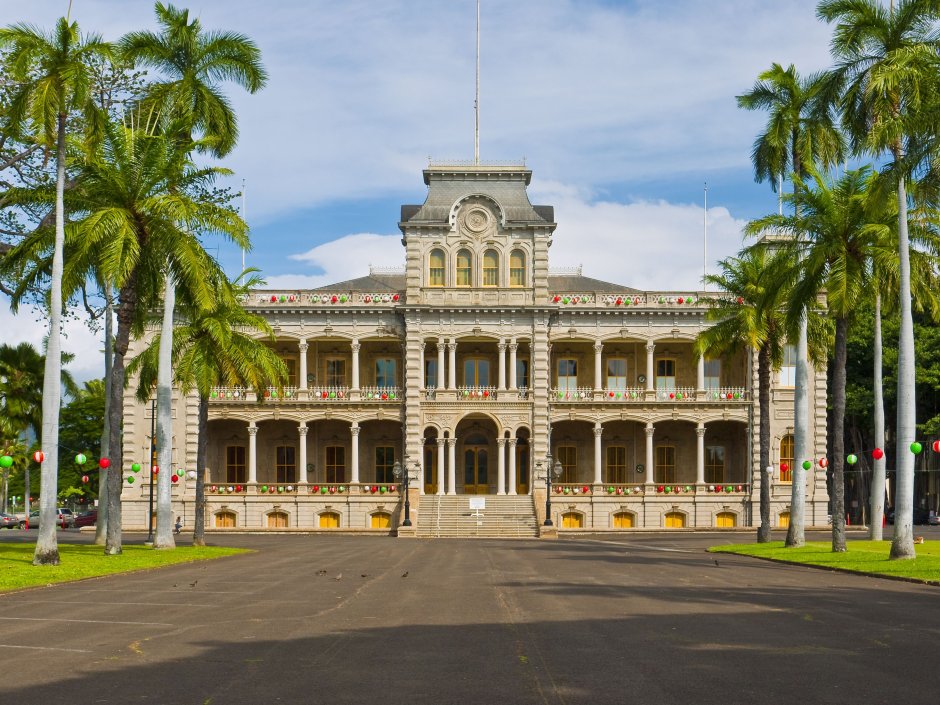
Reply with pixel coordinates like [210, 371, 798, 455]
[0, 530, 937, 704]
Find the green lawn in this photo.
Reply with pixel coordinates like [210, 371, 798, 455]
[0, 543, 249, 592]
[710, 541, 940, 583]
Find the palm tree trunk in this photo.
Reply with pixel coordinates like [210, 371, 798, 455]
[23, 467, 29, 525]
[891, 174, 916, 560]
[870, 291, 886, 541]
[758, 343, 772, 543]
[787, 313, 809, 547]
[192, 393, 208, 547]
[154, 272, 176, 549]
[34, 111, 68, 566]
[95, 288, 113, 545]
[831, 316, 848, 552]
[105, 274, 139, 555]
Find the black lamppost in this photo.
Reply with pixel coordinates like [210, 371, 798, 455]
[393, 460, 412, 527]
[541, 458, 563, 526]
[146, 398, 156, 544]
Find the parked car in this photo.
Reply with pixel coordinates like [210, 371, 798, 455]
[19, 509, 75, 529]
[886, 507, 930, 525]
[0, 513, 18, 529]
[73, 510, 97, 528]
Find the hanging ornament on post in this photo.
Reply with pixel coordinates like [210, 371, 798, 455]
[819, 457, 829, 468]
[81, 475, 89, 484]
[130, 463, 141, 473]
[910, 441, 923, 454]
[0, 455, 12, 468]
[99, 458, 111, 469]
[33, 451, 44, 463]
[802, 460, 811, 471]
[846, 454, 858, 465]
[75, 453, 87, 465]
[872, 448, 884, 460]
[933, 440, 940, 453]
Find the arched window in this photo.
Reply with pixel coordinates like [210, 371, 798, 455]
[612, 511, 634, 528]
[371, 512, 391, 529]
[215, 510, 236, 528]
[716, 511, 736, 528]
[561, 512, 583, 528]
[428, 249, 445, 287]
[664, 511, 686, 528]
[267, 511, 289, 528]
[780, 434, 794, 483]
[778, 511, 791, 528]
[509, 250, 526, 287]
[456, 249, 472, 287]
[319, 511, 340, 528]
[482, 249, 499, 287]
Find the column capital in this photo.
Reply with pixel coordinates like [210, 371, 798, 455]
[645, 425, 654, 438]
[508, 342, 518, 352]
[645, 342, 656, 353]
[447, 342, 457, 352]
[350, 424, 361, 437]
[299, 423, 309, 437]
[446, 437, 456, 447]
[594, 341, 603, 352]
[437, 438, 447, 448]
[248, 423, 258, 436]
[696, 426, 706, 438]
[351, 341, 361, 352]
[298, 341, 309, 353]
[498, 341, 507, 351]
[497, 438, 507, 447]
[507, 438, 518, 448]
[437, 341, 446, 351]
[593, 425, 603, 437]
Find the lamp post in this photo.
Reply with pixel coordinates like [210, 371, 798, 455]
[146, 398, 156, 544]
[392, 460, 412, 527]
[541, 458, 563, 526]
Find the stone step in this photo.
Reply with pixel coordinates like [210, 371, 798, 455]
[416, 495, 539, 538]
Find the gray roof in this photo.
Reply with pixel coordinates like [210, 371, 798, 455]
[311, 274, 405, 292]
[401, 165, 553, 225]
[547, 275, 641, 294]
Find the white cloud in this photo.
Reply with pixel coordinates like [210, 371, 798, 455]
[0, 305, 106, 385]
[265, 232, 405, 289]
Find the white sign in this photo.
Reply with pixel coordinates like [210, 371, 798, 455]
[469, 497, 486, 510]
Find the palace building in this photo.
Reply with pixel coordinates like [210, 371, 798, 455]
[119, 161, 829, 536]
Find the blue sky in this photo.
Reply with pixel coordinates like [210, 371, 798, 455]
[4, 0, 840, 378]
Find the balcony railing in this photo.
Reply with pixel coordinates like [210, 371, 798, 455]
[457, 385, 497, 399]
[602, 387, 645, 400]
[261, 386, 298, 401]
[655, 387, 696, 401]
[552, 386, 594, 401]
[210, 386, 247, 400]
[309, 386, 351, 400]
[360, 386, 402, 401]
[704, 387, 748, 401]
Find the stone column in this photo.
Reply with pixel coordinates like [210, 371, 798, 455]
[498, 339, 507, 391]
[646, 342, 655, 392]
[509, 340, 518, 389]
[351, 339, 361, 391]
[696, 423, 706, 485]
[594, 342, 603, 392]
[437, 340, 446, 389]
[447, 339, 457, 390]
[447, 437, 457, 495]
[350, 423, 360, 485]
[497, 438, 507, 495]
[697, 354, 705, 391]
[298, 422, 308, 484]
[645, 423, 654, 485]
[299, 340, 308, 390]
[248, 422, 258, 485]
[436, 438, 446, 495]
[593, 423, 603, 485]
[508, 438, 518, 495]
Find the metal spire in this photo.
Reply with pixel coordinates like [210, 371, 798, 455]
[474, 0, 480, 164]
[703, 181, 708, 290]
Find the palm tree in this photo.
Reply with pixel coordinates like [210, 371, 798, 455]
[2, 120, 248, 555]
[817, 0, 940, 559]
[120, 2, 266, 549]
[128, 270, 287, 545]
[749, 166, 898, 551]
[737, 63, 845, 548]
[0, 17, 110, 565]
[696, 247, 797, 542]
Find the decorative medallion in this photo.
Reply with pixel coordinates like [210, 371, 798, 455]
[462, 207, 491, 236]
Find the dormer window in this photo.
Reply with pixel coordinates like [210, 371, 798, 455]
[429, 249, 445, 287]
[483, 249, 499, 287]
[456, 249, 472, 287]
[510, 250, 526, 287]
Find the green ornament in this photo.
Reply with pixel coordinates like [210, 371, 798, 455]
[911, 442, 923, 454]
[724, 485, 732, 493]
[279, 295, 286, 303]
[846, 454, 858, 465]
[713, 392, 719, 399]
[75, 453, 87, 465]
[261, 485, 268, 492]
[563, 487, 570, 494]
[339, 486, 346, 492]
[389, 392, 396, 400]
[658, 297, 665, 303]
[329, 391, 336, 399]
[664, 486, 671, 493]
[802, 460, 812, 470]
[320, 487, 328, 494]
[685, 485, 692, 492]
[0, 455, 12, 468]
[277, 486, 284, 493]
[675, 392, 682, 400]
[380, 486, 387, 494]
[127, 476, 135, 484]
[615, 392, 621, 399]
[340, 295, 348, 302]
[562, 297, 570, 304]
[131, 463, 141, 473]
[211, 391, 218, 399]
[732, 392, 740, 400]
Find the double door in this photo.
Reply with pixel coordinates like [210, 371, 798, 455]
[463, 446, 489, 494]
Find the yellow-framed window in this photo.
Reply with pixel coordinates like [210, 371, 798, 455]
[780, 434, 794, 483]
[607, 358, 627, 389]
[456, 249, 472, 287]
[375, 446, 395, 483]
[371, 512, 391, 528]
[655, 445, 676, 483]
[705, 445, 724, 484]
[428, 249, 445, 287]
[704, 358, 721, 389]
[781, 344, 797, 386]
[606, 446, 627, 484]
[326, 446, 346, 483]
[561, 512, 583, 528]
[267, 511, 289, 528]
[275, 446, 296, 483]
[613, 512, 634, 528]
[319, 511, 340, 528]
[482, 249, 499, 287]
[557, 358, 578, 390]
[664, 511, 686, 528]
[656, 358, 676, 390]
[326, 358, 346, 386]
[216, 511, 237, 528]
[226, 446, 246, 484]
[509, 250, 526, 287]
[556, 445, 577, 484]
[463, 358, 490, 386]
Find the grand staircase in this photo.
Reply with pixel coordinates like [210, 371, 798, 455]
[415, 495, 539, 538]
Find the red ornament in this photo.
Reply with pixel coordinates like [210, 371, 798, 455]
[819, 457, 829, 468]
[657, 485, 664, 493]
[582, 486, 589, 494]
[331, 295, 338, 303]
[152, 465, 159, 474]
[81, 475, 89, 484]
[171, 474, 179, 483]
[321, 391, 328, 399]
[211, 485, 218, 492]
[552, 295, 560, 303]
[669, 392, 675, 399]
[329, 486, 336, 494]
[736, 485, 743, 492]
[371, 485, 378, 493]
[364, 295, 372, 303]
[736, 296, 744, 305]
[609, 391, 615, 398]
[392, 294, 400, 302]
[873, 448, 884, 460]
[780, 463, 788, 472]
[313, 485, 319, 492]
[235, 484, 242, 492]
[677, 297, 684, 304]
[932, 440, 940, 453]
[381, 392, 388, 400]
[555, 486, 562, 493]
[99, 457, 110, 469]
[270, 295, 277, 302]
[726, 393, 733, 400]
[482, 390, 489, 398]
[33, 451, 44, 463]
[616, 297, 623, 305]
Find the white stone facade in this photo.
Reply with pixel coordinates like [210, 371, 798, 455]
[119, 163, 829, 534]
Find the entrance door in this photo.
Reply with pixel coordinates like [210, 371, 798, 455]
[424, 445, 438, 494]
[463, 446, 489, 494]
[516, 443, 529, 494]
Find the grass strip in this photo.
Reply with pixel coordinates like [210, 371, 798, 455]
[0, 544, 250, 592]
[709, 541, 940, 583]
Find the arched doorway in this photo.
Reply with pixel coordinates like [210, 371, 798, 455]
[215, 510, 236, 528]
[463, 433, 489, 494]
[423, 429, 438, 494]
[613, 511, 635, 528]
[456, 416, 498, 494]
[267, 511, 289, 528]
[715, 511, 736, 528]
[515, 429, 530, 494]
[561, 512, 584, 528]
[371, 512, 391, 529]
[664, 511, 686, 528]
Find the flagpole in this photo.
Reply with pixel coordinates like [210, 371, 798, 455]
[703, 181, 707, 290]
[241, 179, 247, 273]
[474, 0, 480, 164]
